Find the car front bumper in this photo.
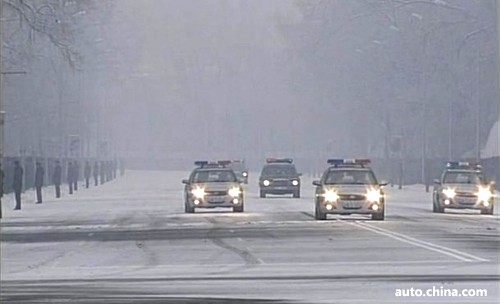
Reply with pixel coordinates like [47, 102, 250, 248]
[438, 197, 492, 210]
[260, 185, 299, 194]
[318, 199, 383, 214]
[188, 195, 243, 208]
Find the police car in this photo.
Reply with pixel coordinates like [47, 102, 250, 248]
[182, 161, 244, 213]
[259, 158, 301, 198]
[224, 160, 249, 184]
[433, 162, 495, 215]
[313, 159, 387, 220]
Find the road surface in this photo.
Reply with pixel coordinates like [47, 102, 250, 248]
[1, 171, 499, 303]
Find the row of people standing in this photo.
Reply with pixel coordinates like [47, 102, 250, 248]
[8, 159, 121, 210]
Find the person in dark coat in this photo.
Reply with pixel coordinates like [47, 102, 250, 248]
[53, 160, 62, 198]
[73, 161, 79, 191]
[35, 162, 45, 204]
[13, 160, 23, 210]
[84, 161, 91, 189]
[93, 161, 99, 186]
[67, 161, 74, 195]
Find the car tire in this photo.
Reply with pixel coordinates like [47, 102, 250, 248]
[315, 204, 326, 220]
[293, 190, 300, 198]
[481, 206, 494, 215]
[233, 204, 244, 213]
[185, 202, 194, 213]
[372, 210, 385, 221]
[435, 205, 444, 213]
[260, 190, 266, 198]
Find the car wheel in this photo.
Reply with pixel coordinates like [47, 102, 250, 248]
[293, 190, 300, 198]
[185, 202, 194, 213]
[481, 206, 493, 215]
[372, 210, 385, 221]
[260, 190, 266, 198]
[435, 204, 444, 213]
[233, 204, 244, 213]
[315, 204, 326, 220]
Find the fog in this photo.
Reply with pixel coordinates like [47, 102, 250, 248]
[2, 0, 498, 173]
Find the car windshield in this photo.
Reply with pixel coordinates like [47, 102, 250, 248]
[192, 170, 237, 183]
[261, 164, 297, 177]
[324, 169, 378, 185]
[443, 171, 483, 184]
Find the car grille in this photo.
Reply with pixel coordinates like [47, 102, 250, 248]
[270, 180, 290, 187]
[338, 194, 365, 201]
[456, 192, 476, 198]
[205, 190, 228, 196]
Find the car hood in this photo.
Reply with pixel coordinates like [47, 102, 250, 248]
[442, 183, 481, 194]
[192, 182, 239, 191]
[323, 184, 377, 195]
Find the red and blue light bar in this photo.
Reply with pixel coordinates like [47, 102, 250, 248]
[266, 158, 293, 164]
[327, 159, 371, 166]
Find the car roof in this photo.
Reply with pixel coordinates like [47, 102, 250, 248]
[263, 163, 295, 167]
[327, 166, 373, 171]
[193, 167, 234, 172]
[443, 169, 482, 173]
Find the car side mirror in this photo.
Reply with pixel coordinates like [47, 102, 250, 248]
[379, 181, 388, 187]
[433, 179, 441, 185]
[182, 179, 189, 184]
[312, 180, 321, 186]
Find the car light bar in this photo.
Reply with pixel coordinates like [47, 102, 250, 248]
[217, 160, 232, 166]
[266, 158, 293, 163]
[446, 161, 481, 170]
[194, 161, 224, 168]
[327, 158, 371, 166]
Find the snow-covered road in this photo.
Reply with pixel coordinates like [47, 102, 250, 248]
[1, 171, 499, 303]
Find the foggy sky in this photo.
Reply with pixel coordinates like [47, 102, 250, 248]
[2, 0, 498, 170]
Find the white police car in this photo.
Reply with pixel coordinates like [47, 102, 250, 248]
[182, 161, 244, 213]
[313, 159, 387, 220]
[433, 162, 495, 215]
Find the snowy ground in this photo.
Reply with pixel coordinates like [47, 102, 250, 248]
[1, 171, 499, 303]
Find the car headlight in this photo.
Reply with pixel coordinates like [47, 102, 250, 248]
[366, 189, 382, 203]
[323, 190, 338, 202]
[242, 172, 248, 177]
[191, 187, 205, 199]
[476, 186, 493, 202]
[263, 180, 270, 186]
[228, 187, 241, 197]
[292, 180, 299, 186]
[442, 188, 456, 199]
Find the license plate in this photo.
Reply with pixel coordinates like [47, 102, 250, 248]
[457, 198, 476, 205]
[274, 186, 287, 190]
[343, 201, 362, 209]
[207, 196, 225, 203]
